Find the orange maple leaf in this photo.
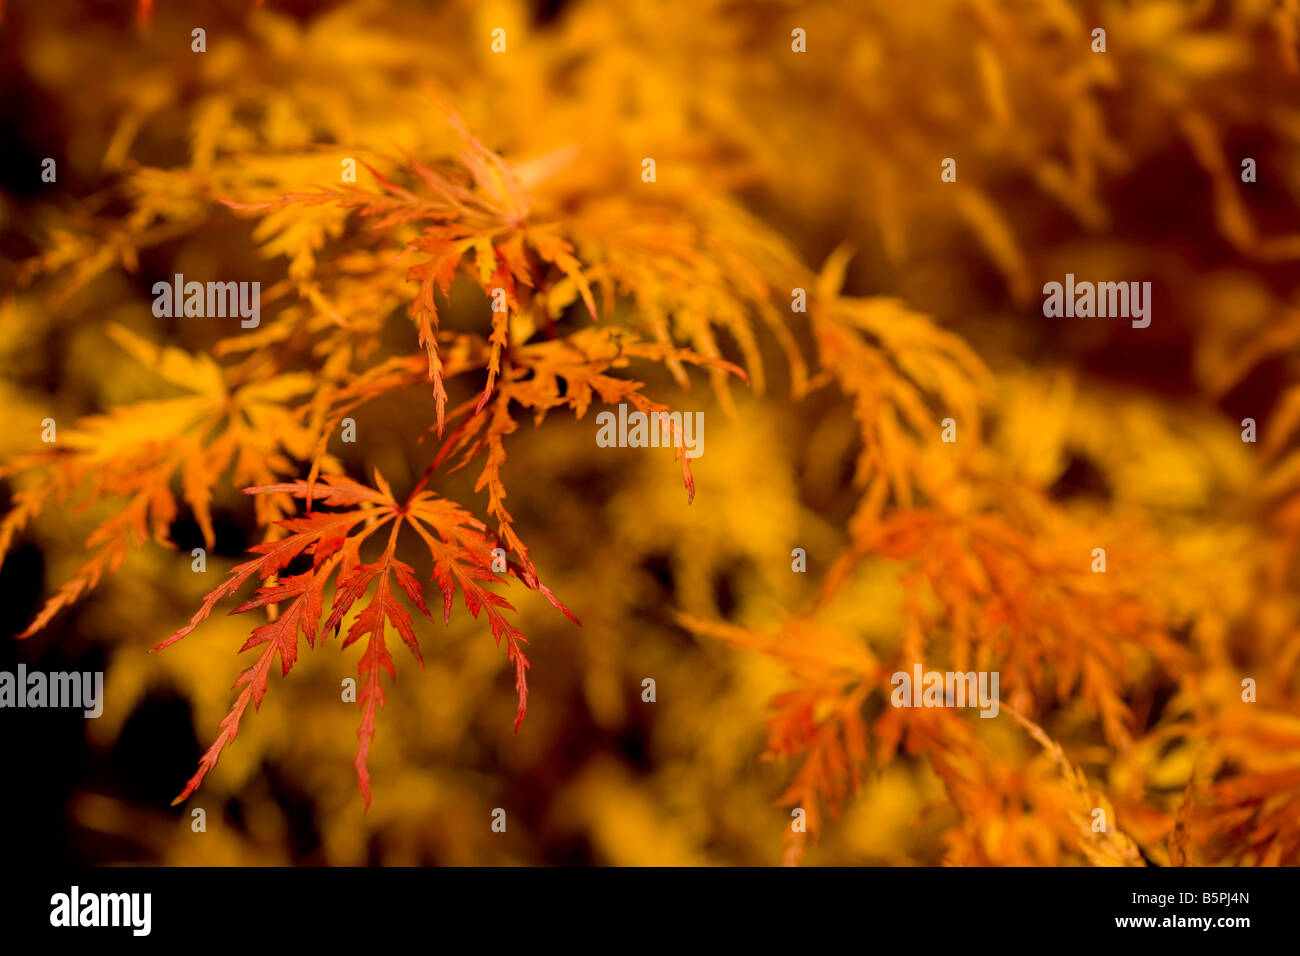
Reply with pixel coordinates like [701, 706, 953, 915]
[154, 470, 575, 809]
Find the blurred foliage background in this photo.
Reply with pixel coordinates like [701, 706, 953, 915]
[2, 0, 1300, 866]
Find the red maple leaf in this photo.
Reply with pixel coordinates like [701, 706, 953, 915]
[154, 470, 576, 809]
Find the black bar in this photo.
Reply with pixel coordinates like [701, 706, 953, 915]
[3, 866, 1278, 943]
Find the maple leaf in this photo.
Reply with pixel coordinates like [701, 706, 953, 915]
[807, 245, 992, 510]
[224, 106, 599, 439]
[678, 613, 879, 864]
[155, 470, 574, 809]
[828, 508, 1191, 749]
[4, 325, 329, 639]
[426, 327, 747, 582]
